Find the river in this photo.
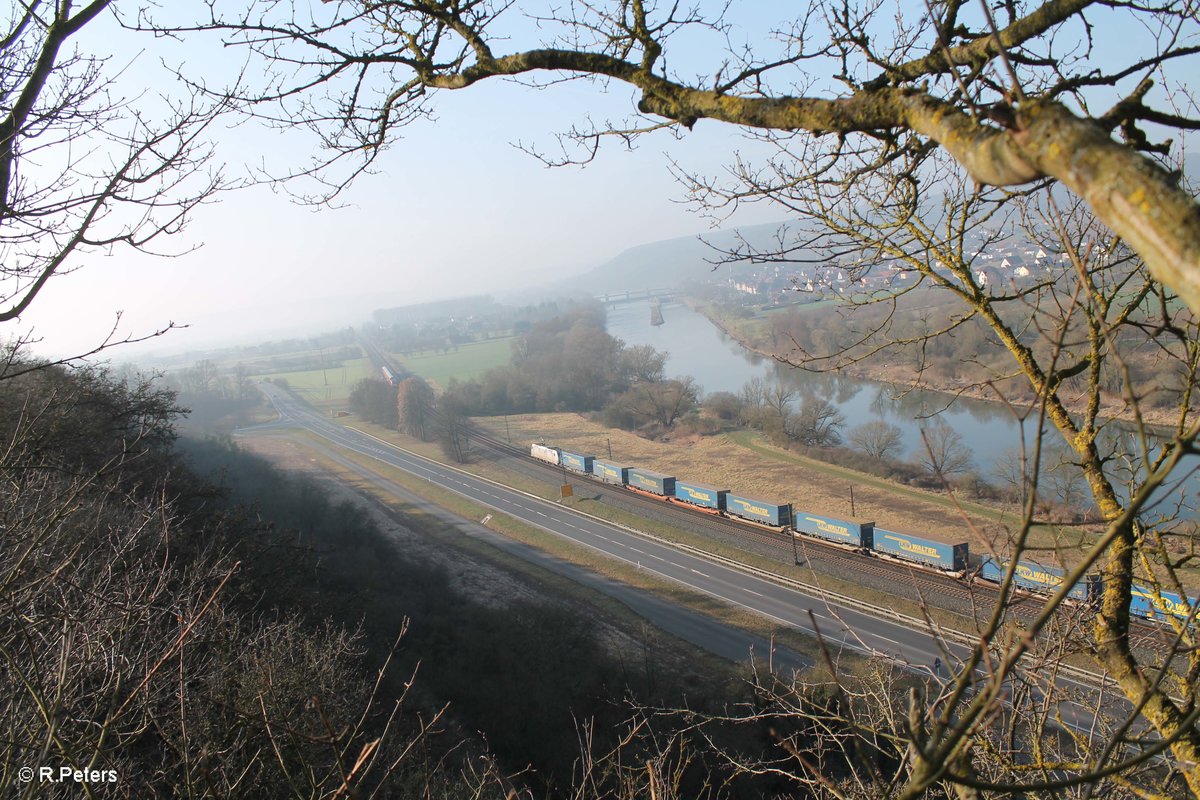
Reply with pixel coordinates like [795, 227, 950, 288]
[605, 299, 1199, 520]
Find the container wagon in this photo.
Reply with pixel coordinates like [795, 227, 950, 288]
[559, 450, 595, 474]
[1130, 584, 1197, 623]
[530, 443, 560, 466]
[725, 494, 793, 527]
[626, 468, 676, 497]
[872, 528, 968, 571]
[592, 460, 630, 486]
[795, 511, 874, 549]
[673, 480, 729, 511]
[980, 557, 1099, 602]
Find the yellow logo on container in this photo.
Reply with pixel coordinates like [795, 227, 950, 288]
[631, 473, 664, 489]
[1015, 564, 1061, 586]
[885, 534, 938, 557]
[683, 487, 712, 500]
[806, 516, 849, 537]
[735, 500, 770, 516]
[1133, 588, 1191, 618]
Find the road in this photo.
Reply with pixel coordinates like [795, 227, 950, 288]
[238, 384, 1154, 771]
[248, 383, 957, 672]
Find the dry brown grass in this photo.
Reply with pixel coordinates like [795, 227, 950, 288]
[491, 413, 1005, 546]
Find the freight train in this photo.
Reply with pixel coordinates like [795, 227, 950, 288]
[529, 443, 1196, 625]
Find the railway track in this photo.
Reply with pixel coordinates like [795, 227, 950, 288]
[469, 429, 987, 614]
[355, 335, 1171, 653]
[467, 428, 1174, 655]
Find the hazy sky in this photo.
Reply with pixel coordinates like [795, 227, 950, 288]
[10, 1, 1183, 360]
[18, 3, 788, 359]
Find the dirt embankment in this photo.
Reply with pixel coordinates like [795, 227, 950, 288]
[238, 436, 542, 607]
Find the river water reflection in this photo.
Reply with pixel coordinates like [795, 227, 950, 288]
[605, 299, 1198, 519]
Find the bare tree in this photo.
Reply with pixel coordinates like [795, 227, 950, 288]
[764, 381, 797, 430]
[850, 420, 904, 461]
[437, 393, 471, 462]
[126, 2, 1200, 795]
[619, 343, 668, 384]
[738, 376, 769, 426]
[613, 375, 699, 428]
[790, 396, 845, 447]
[918, 423, 973, 480]
[398, 375, 437, 441]
[1, 1, 223, 349]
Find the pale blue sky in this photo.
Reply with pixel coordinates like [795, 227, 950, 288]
[12, 1, 1191, 359]
[21, 3, 789, 357]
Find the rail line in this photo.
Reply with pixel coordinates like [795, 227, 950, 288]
[468, 428, 1172, 654]
[355, 336, 1172, 653]
[469, 429, 984, 609]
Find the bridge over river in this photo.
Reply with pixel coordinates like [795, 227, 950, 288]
[597, 288, 678, 306]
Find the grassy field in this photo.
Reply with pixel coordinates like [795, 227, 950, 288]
[391, 336, 516, 388]
[250, 356, 375, 411]
[723, 429, 1007, 523]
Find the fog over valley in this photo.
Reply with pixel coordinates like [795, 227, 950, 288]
[5, 2, 1200, 798]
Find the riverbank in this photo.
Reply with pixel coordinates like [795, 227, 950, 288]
[690, 299, 1190, 432]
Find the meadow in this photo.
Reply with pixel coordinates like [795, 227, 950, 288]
[392, 336, 516, 388]
[251, 356, 376, 410]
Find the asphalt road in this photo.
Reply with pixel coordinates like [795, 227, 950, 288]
[239, 384, 1156, 765]
[248, 383, 954, 673]
[292, 434, 816, 672]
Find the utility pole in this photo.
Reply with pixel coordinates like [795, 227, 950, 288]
[849, 485, 856, 517]
[607, 437, 613, 460]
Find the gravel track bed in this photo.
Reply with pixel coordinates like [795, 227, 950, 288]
[469, 433, 992, 621]
[467, 437, 1187, 658]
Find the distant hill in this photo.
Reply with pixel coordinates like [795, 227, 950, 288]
[563, 221, 819, 294]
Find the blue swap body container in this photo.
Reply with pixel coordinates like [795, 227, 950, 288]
[559, 450, 595, 474]
[795, 511, 874, 548]
[626, 468, 677, 497]
[673, 480, 729, 511]
[725, 494, 793, 527]
[1130, 584, 1196, 622]
[873, 528, 968, 570]
[592, 460, 630, 486]
[980, 557, 1099, 602]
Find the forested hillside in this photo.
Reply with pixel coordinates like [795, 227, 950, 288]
[0, 357, 791, 798]
[0, 357, 478, 797]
